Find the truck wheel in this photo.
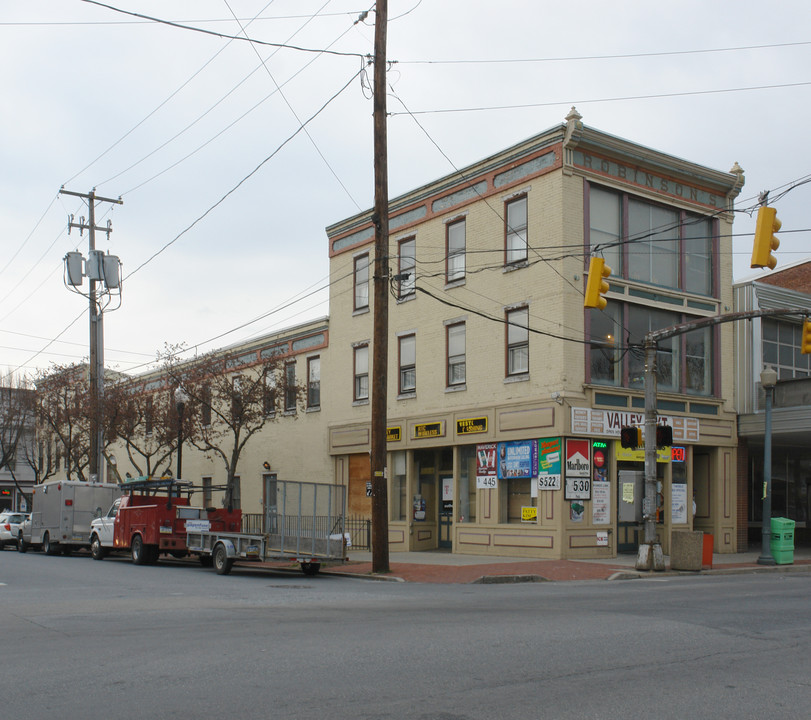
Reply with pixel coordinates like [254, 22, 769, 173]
[199, 555, 213, 568]
[90, 535, 105, 560]
[43, 532, 59, 556]
[17, 532, 27, 553]
[147, 546, 160, 564]
[300, 562, 321, 576]
[213, 544, 234, 575]
[131, 535, 147, 565]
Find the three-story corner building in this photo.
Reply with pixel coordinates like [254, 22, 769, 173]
[323, 109, 745, 559]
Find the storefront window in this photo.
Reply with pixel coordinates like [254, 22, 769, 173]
[501, 478, 532, 523]
[458, 446, 476, 523]
[390, 450, 407, 521]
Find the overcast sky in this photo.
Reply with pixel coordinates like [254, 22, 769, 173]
[1, 0, 809, 381]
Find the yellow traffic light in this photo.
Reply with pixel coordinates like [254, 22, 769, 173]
[750, 206, 781, 270]
[584, 257, 612, 309]
[801, 319, 811, 355]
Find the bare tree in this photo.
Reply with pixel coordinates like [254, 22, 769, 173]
[33, 363, 132, 483]
[160, 346, 302, 510]
[110, 378, 179, 479]
[0, 372, 36, 504]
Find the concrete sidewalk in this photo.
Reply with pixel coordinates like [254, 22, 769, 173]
[320, 546, 811, 584]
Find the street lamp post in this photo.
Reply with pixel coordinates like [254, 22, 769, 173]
[757, 366, 777, 566]
[174, 386, 189, 482]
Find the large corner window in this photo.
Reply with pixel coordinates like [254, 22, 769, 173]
[505, 196, 528, 265]
[589, 304, 621, 385]
[588, 184, 715, 296]
[588, 304, 713, 396]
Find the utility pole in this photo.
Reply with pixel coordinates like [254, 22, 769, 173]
[370, 0, 390, 574]
[60, 188, 123, 483]
[635, 307, 806, 571]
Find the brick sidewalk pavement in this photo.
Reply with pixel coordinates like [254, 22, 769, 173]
[321, 555, 811, 584]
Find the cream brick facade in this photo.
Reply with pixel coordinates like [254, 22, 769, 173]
[325, 109, 745, 559]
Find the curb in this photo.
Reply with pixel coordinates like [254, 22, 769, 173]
[607, 562, 811, 581]
[472, 574, 548, 584]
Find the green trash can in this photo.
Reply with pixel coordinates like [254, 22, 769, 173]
[770, 517, 795, 565]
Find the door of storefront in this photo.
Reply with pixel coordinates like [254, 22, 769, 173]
[439, 475, 453, 548]
[617, 469, 643, 553]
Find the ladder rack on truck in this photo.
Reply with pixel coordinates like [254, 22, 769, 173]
[186, 478, 347, 576]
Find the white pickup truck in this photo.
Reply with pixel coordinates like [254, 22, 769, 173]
[88, 497, 121, 559]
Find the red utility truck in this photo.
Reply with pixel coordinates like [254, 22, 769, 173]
[90, 476, 239, 564]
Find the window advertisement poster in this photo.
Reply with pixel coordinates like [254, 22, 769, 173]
[476, 443, 498, 489]
[537, 437, 562, 492]
[671, 482, 688, 524]
[565, 438, 591, 500]
[497, 439, 538, 480]
[592, 480, 611, 525]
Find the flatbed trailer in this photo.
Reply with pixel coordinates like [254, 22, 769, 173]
[186, 478, 347, 575]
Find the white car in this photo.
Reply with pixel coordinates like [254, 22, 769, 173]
[0, 511, 28, 550]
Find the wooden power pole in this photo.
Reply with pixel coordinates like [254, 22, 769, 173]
[370, 0, 390, 574]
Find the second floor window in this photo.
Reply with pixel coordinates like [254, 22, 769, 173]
[263, 370, 276, 416]
[202, 384, 212, 426]
[399, 334, 416, 393]
[398, 237, 416, 298]
[284, 363, 296, 412]
[763, 318, 811, 380]
[505, 196, 528, 265]
[354, 253, 369, 311]
[446, 219, 466, 283]
[447, 322, 466, 386]
[506, 307, 529, 376]
[354, 344, 369, 401]
[307, 356, 321, 409]
[587, 304, 714, 396]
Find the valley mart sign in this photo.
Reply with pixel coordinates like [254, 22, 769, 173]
[571, 408, 700, 443]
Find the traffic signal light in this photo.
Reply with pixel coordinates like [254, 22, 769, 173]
[750, 206, 781, 270]
[584, 257, 612, 310]
[620, 426, 642, 449]
[656, 425, 673, 448]
[801, 319, 811, 355]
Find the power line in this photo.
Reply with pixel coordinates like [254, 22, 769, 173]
[388, 81, 811, 117]
[81, 0, 366, 59]
[124, 68, 363, 279]
[395, 40, 811, 65]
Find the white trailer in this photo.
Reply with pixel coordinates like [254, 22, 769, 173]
[30, 480, 121, 555]
[186, 478, 348, 576]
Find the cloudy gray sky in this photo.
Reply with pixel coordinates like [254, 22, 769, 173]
[2, 0, 809, 379]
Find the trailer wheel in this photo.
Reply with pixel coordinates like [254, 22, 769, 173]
[90, 535, 105, 560]
[17, 532, 28, 553]
[300, 562, 321, 576]
[43, 532, 59, 556]
[131, 535, 147, 565]
[213, 544, 234, 575]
